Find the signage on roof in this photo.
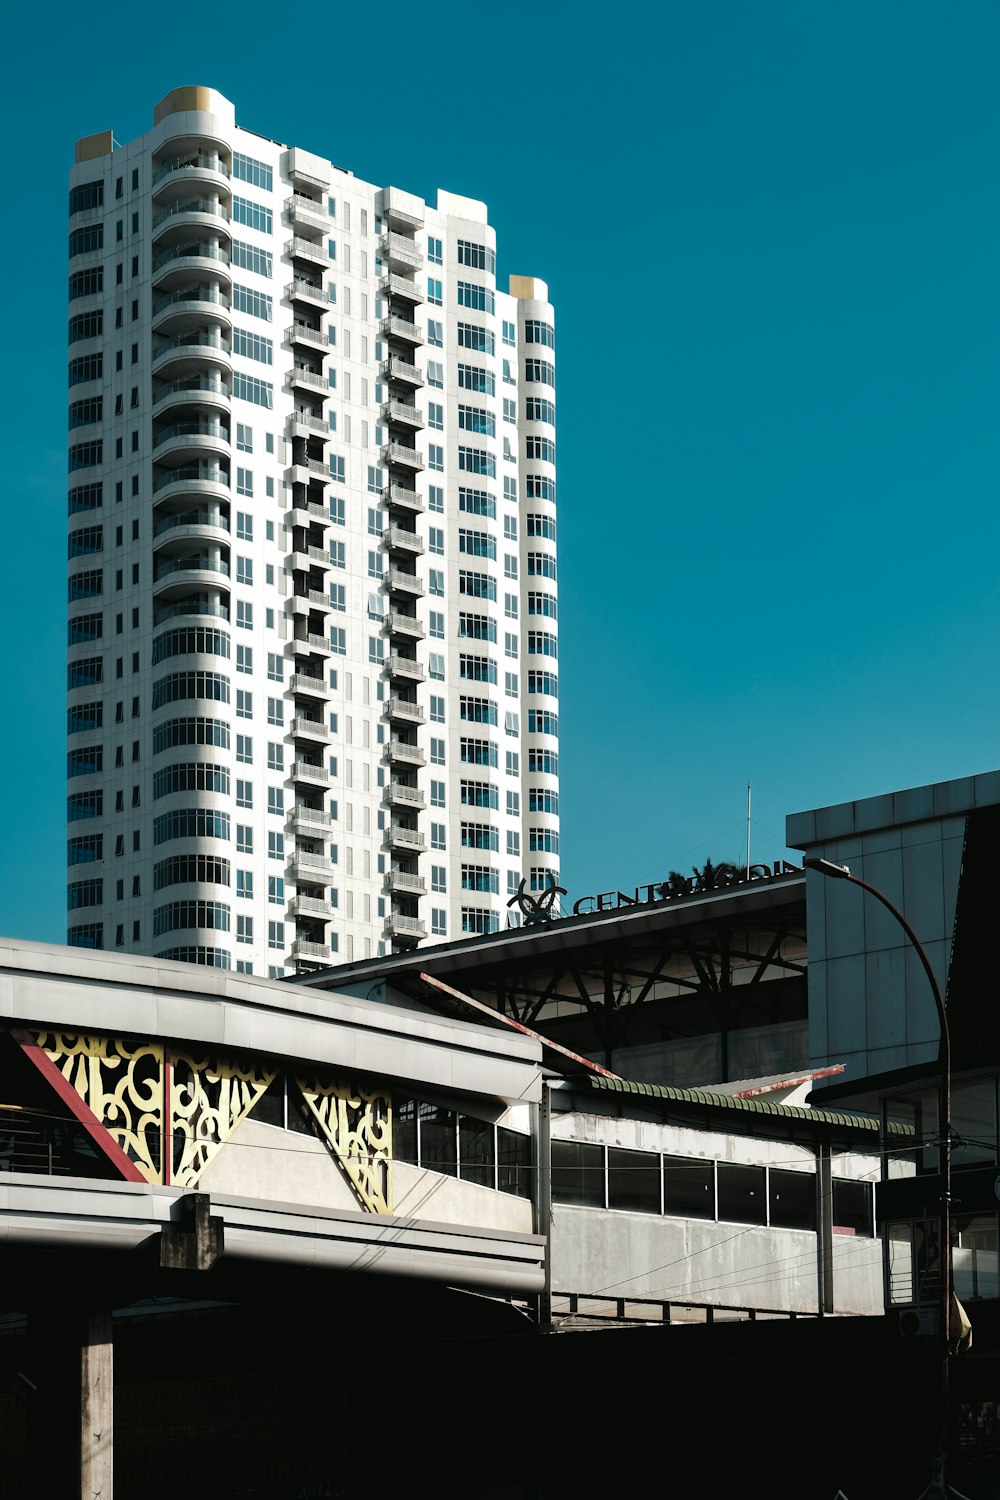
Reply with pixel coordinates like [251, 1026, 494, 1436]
[570, 861, 801, 918]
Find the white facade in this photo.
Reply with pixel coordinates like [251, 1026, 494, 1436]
[66, 86, 559, 978]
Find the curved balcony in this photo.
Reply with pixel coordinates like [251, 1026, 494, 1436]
[152, 375, 230, 422]
[152, 330, 231, 379]
[153, 419, 230, 465]
[151, 197, 231, 248]
[153, 503, 230, 544]
[152, 241, 232, 292]
[152, 285, 231, 336]
[152, 153, 232, 202]
[152, 547, 230, 598]
[153, 592, 230, 627]
[153, 461, 230, 504]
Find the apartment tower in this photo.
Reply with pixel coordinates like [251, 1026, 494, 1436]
[66, 87, 559, 976]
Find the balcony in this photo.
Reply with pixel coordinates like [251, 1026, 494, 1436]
[383, 482, 424, 515]
[287, 278, 328, 310]
[289, 848, 335, 881]
[384, 399, 423, 430]
[153, 462, 229, 501]
[293, 761, 331, 790]
[291, 937, 333, 963]
[290, 804, 332, 835]
[386, 568, 425, 598]
[152, 286, 231, 335]
[152, 331, 231, 378]
[290, 236, 331, 267]
[382, 314, 421, 345]
[387, 781, 426, 809]
[152, 505, 229, 542]
[384, 526, 424, 556]
[388, 738, 426, 766]
[387, 697, 425, 724]
[153, 419, 230, 464]
[290, 672, 331, 700]
[386, 824, 426, 852]
[383, 442, 423, 473]
[388, 654, 426, 683]
[383, 232, 423, 270]
[289, 410, 329, 439]
[293, 629, 334, 656]
[287, 193, 328, 233]
[383, 272, 422, 303]
[289, 894, 333, 919]
[288, 456, 330, 487]
[382, 356, 423, 388]
[152, 553, 230, 593]
[152, 153, 231, 198]
[387, 914, 427, 943]
[151, 197, 231, 243]
[288, 321, 328, 353]
[387, 612, 425, 640]
[387, 870, 426, 895]
[292, 715, 331, 743]
[152, 375, 230, 420]
[288, 366, 328, 395]
[152, 242, 231, 291]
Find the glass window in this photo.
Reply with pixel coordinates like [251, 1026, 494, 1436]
[395, 1097, 418, 1164]
[717, 1162, 766, 1224]
[608, 1148, 660, 1214]
[551, 1139, 604, 1208]
[953, 1078, 998, 1167]
[498, 1128, 531, 1198]
[663, 1156, 715, 1219]
[832, 1178, 874, 1237]
[768, 1169, 816, 1232]
[954, 1213, 999, 1301]
[418, 1102, 457, 1176]
[459, 1116, 495, 1187]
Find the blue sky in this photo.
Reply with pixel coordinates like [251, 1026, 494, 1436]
[2, 2, 999, 939]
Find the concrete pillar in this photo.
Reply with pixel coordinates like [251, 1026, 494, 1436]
[80, 1309, 113, 1498]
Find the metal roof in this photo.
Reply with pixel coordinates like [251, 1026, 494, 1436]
[585, 1075, 911, 1137]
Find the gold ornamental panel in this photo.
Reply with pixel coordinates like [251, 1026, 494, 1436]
[296, 1076, 392, 1214]
[34, 1032, 165, 1183]
[170, 1050, 276, 1188]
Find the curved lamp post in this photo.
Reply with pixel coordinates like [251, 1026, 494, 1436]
[802, 857, 964, 1500]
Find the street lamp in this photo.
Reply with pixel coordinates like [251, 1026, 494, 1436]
[802, 857, 965, 1500]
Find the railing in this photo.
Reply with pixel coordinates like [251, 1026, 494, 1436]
[292, 716, 330, 740]
[293, 850, 334, 871]
[288, 193, 327, 218]
[388, 698, 425, 722]
[154, 597, 230, 625]
[291, 895, 331, 917]
[288, 367, 328, 391]
[153, 154, 230, 186]
[154, 242, 230, 272]
[153, 198, 230, 231]
[153, 375, 229, 406]
[388, 871, 426, 894]
[384, 232, 423, 265]
[383, 356, 423, 385]
[154, 286, 230, 316]
[389, 782, 425, 805]
[387, 568, 424, 592]
[291, 236, 330, 261]
[290, 672, 329, 695]
[389, 654, 426, 680]
[292, 805, 330, 827]
[385, 400, 422, 425]
[384, 442, 423, 468]
[154, 554, 229, 580]
[389, 740, 426, 765]
[289, 321, 326, 345]
[153, 421, 229, 449]
[388, 612, 425, 636]
[153, 331, 230, 360]
[153, 508, 229, 538]
[289, 411, 329, 434]
[383, 482, 423, 511]
[382, 315, 421, 343]
[385, 526, 423, 552]
[292, 939, 330, 959]
[383, 273, 422, 301]
[389, 915, 426, 937]
[287, 279, 326, 301]
[153, 463, 228, 493]
[388, 825, 426, 848]
[293, 760, 330, 784]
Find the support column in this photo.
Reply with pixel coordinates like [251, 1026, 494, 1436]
[80, 1309, 113, 1498]
[817, 1143, 835, 1315]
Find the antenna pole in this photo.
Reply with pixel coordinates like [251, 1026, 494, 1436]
[746, 781, 751, 874]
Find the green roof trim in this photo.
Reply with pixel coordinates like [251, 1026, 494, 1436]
[587, 1076, 913, 1136]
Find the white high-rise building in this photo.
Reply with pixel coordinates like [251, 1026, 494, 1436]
[66, 86, 559, 977]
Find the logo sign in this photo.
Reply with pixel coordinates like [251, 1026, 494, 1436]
[569, 860, 801, 918]
[507, 876, 567, 926]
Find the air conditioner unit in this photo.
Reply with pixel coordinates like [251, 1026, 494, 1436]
[898, 1307, 939, 1337]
